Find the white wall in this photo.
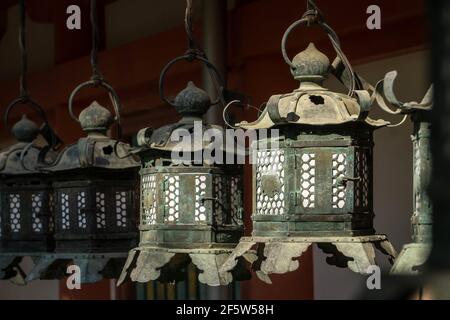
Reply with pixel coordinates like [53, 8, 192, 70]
[313, 50, 430, 300]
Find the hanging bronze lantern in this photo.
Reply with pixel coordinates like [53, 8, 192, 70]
[26, 88, 141, 283]
[221, 8, 397, 283]
[0, 0, 61, 283]
[25, 0, 141, 283]
[374, 72, 434, 275]
[118, 51, 248, 286]
[0, 101, 60, 282]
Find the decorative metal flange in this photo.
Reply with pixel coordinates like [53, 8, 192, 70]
[390, 243, 431, 275]
[118, 246, 251, 287]
[221, 236, 396, 284]
[26, 253, 127, 284]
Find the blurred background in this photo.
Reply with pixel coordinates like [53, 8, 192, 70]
[0, 0, 429, 299]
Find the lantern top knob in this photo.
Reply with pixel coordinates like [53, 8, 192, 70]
[79, 101, 114, 134]
[12, 114, 40, 142]
[291, 43, 330, 82]
[174, 81, 211, 118]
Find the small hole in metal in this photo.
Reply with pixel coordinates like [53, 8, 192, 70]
[103, 145, 113, 155]
[309, 95, 325, 105]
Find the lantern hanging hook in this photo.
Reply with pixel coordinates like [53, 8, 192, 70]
[281, 0, 356, 97]
[222, 100, 263, 129]
[159, 0, 226, 109]
[68, 0, 122, 139]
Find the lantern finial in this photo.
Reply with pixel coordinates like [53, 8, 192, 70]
[79, 101, 114, 134]
[11, 115, 39, 142]
[291, 42, 330, 82]
[173, 81, 211, 118]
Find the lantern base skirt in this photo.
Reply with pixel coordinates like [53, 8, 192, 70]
[390, 243, 431, 275]
[25, 252, 128, 283]
[118, 245, 251, 287]
[220, 235, 397, 284]
[0, 255, 26, 283]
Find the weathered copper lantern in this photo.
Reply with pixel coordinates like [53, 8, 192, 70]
[26, 0, 140, 283]
[118, 52, 247, 286]
[0, 102, 59, 282]
[375, 72, 434, 275]
[222, 11, 396, 282]
[26, 92, 140, 283]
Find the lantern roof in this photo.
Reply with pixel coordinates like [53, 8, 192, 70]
[236, 43, 389, 130]
[0, 116, 48, 176]
[136, 81, 231, 154]
[44, 101, 140, 172]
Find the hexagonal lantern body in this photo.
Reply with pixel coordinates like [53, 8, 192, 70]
[221, 43, 397, 282]
[252, 124, 375, 237]
[0, 115, 54, 280]
[26, 101, 141, 283]
[119, 82, 248, 287]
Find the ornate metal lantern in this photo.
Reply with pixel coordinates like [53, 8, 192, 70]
[0, 0, 61, 282]
[26, 94, 140, 283]
[118, 53, 247, 286]
[221, 10, 397, 283]
[26, 0, 140, 283]
[0, 102, 59, 282]
[376, 72, 434, 275]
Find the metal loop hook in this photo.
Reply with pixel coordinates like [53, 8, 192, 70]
[68, 79, 122, 138]
[281, 15, 356, 96]
[159, 53, 225, 107]
[4, 97, 48, 132]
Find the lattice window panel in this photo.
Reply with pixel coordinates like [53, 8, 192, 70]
[332, 153, 347, 209]
[164, 176, 180, 222]
[299, 153, 316, 208]
[61, 193, 70, 230]
[230, 176, 243, 224]
[115, 191, 128, 227]
[9, 194, 21, 233]
[49, 193, 55, 232]
[213, 176, 226, 224]
[256, 149, 285, 215]
[31, 193, 44, 233]
[77, 192, 87, 229]
[96, 192, 106, 229]
[361, 151, 369, 208]
[195, 175, 207, 223]
[142, 174, 157, 225]
[355, 151, 361, 208]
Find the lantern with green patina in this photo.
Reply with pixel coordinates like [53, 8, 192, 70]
[221, 12, 397, 283]
[375, 72, 434, 275]
[118, 52, 247, 287]
[25, 83, 141, 284]
[0, 101, 60, 282]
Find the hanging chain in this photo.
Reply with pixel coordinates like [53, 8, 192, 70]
[183, 0, 225, 106]
[300, 0, 356, 96]
[19, 0, 28, 100]
[90, 0, 103, 83]
[184, 0, 204, 57]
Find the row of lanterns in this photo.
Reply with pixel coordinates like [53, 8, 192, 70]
[0, 0, 433, 288]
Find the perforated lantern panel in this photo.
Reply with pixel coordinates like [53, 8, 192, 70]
[53, 177, 138, 253]
[0, 177, 53, 252]
[139, 165, 243, 247]
[252, 130, 374, 237]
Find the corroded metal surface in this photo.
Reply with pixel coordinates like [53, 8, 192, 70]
[377, 71, 433, 274]
[119, 246, 250, 287]
[237, 43, 389, 130]
[221, 236, 396, 282]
